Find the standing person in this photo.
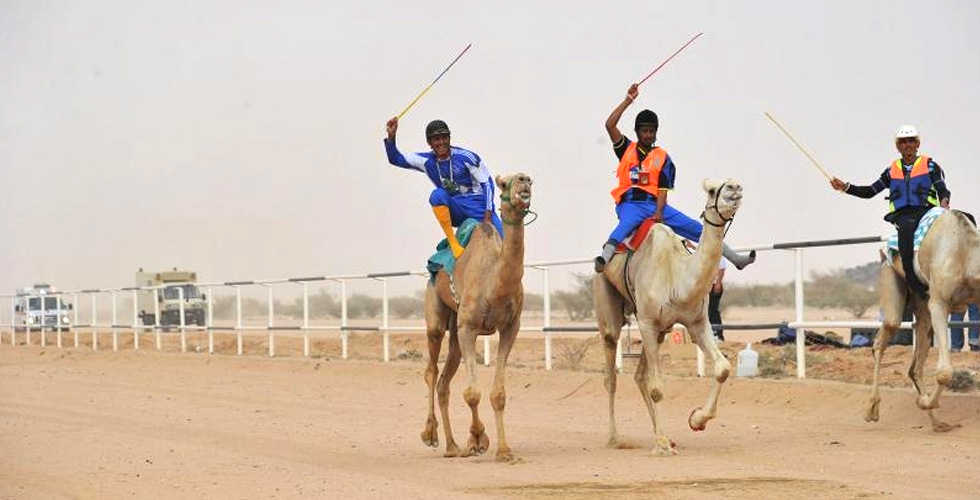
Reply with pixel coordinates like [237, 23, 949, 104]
[384, 117, 503, 258]
[594, 83, 755, 272]
[830, 125, 950, 299]
[950, 303, 980, 352]
[709, 257, 727, 341]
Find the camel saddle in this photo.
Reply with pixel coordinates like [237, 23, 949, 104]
[615, 218, 659, 254]
[426, 218, 480, 281]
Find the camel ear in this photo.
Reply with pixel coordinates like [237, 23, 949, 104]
[702, 178, 720, 195]
[495, 175, 508, 190]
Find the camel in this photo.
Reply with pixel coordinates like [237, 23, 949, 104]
[865, 209, 980, 431]
[593, 179, 743, 455]
[419, 172, 532, 462]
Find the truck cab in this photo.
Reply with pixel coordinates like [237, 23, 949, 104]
[14, 284, 72, 332]
[136, 269, 207, 327]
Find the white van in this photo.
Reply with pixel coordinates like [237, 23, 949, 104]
[14, 284, 72, 332]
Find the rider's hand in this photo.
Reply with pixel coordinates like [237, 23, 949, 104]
[483, 210, 491, 223]
[385, 117, 398, 140]
[830, 177, 848, 192]
[626, 83, 639, 102]
[651, 211, 663, 223]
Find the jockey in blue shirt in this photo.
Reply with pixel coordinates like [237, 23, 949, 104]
[384, 117, 503, 257]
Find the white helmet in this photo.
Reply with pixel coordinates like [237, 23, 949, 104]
[895, 124, 919, 139]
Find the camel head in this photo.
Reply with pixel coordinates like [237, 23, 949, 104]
[701, 178, 744, 224]
[496, 172, 533, 213]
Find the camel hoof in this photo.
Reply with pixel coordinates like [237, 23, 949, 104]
[864, 400, 880, 423]
[495, 448, 514, 462]
[465, 432, 490, 456]
[688, 407, 708, 431]
[420, 422, 439, 448]
[443, 443, 462, 458]
[932, 420, 960, 433]
[653, 435, 678, 456]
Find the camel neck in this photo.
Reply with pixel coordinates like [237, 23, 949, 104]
[683, 219, 725, 300]
[492, 208, 526, 298]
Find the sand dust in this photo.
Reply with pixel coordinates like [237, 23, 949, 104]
[1, 327, 979, 500]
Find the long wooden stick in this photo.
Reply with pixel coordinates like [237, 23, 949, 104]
[397, 43, 472, 119]
[764, 111, 832, 181]
[638, 32, 703, 85]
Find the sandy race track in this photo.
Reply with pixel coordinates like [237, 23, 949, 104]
[1, 338, 979, 500]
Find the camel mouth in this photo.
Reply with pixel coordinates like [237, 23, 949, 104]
[516, 190, 531, 204]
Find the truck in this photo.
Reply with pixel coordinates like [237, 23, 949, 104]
[14, 283, 72, 332]
[135, 268, 207, 327]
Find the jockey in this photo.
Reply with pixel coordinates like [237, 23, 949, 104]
[594, 83, 756, 272]
[384, 117, 504, 258]
[831, 124, 950, 299]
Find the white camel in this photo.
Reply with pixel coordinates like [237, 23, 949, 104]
[866, 209, 980, 431]
[593, 179, 743, 454]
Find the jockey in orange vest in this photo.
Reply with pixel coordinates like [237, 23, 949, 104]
[594, 83, 756, 272]
[831, 125, 951, 299]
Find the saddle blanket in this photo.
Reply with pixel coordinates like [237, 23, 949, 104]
[427, 218, 479, 281]
[615, 218, 659, 253]
[886, 206, 945, 254]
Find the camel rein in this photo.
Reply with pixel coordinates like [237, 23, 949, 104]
[700, 181, 734, 237]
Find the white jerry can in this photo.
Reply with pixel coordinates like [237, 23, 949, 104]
[736, 342, 759, 377]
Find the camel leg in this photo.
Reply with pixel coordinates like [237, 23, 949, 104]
[866, 264, 906, 423]
[919, 298, 954, 412]
[421, 286, 450, 448]
[634, 317, 676, 456]
[489, 318, 519, 462]
[687, 316, 731, 431]
[437, 317, 464, 456]
[457, 320, 489, 457]
[593, 275, 625, 447]
[903, 302, 956, 431]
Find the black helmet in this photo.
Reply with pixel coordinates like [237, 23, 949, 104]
[634, 110, 659, 132]
[425, 119, 451, 138]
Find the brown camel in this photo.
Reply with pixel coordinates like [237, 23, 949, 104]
[865, 209, 980, 431]
[593, 179, 743, 455]
[419, 172, 532, 462]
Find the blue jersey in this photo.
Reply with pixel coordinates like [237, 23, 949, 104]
[384, 139, 496, 212]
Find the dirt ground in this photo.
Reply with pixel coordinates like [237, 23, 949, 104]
[2, 326, 979, 500]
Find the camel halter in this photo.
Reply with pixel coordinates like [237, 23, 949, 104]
[700, 181, 735, 236]
[499, 178, 537, 226]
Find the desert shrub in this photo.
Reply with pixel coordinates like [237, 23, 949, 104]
[949, 370, 978, 392]
[388, 296, 423, 319]
[555, 339, 592, 370]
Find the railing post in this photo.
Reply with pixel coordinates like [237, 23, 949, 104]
[91, 292, 98, 351]
[111, 291, 118, 352]
[340, 279, 348, 360]
[795, 248, 806, 379]
[132, 290, 140, 350]
[72, 293, 79, 347]
[267, 285, 275, 357]
[154, 288, 161, 350]
[381, 278, 389, 363]
[302, 282, 310, 358]
[178, 286, 186, 353]
[207, 286, 214, 354]
[543, 267, 552, 371]
[236, 286, 243, 356]
[55, 295, 62, 348]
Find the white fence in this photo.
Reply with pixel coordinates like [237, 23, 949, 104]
[3, 235, 976, 378]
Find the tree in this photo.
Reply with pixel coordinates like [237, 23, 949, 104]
[552, 273, 594, 321]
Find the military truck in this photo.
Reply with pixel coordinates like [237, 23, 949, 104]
[13, 283, 72, 332]
[135, 268, 207, 327]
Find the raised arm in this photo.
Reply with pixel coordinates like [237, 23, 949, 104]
[605, 84, 639, 144]
[830, 170, 889, 199]
[383, 116, 425, 171]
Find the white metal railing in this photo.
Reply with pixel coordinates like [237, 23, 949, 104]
[2, 234, 977, 378]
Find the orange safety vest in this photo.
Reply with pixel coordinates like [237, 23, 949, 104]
[887, 155, 937, 211]
[609, 143, 668, 202]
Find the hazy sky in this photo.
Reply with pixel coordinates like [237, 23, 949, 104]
[2, 0, 978, 297]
